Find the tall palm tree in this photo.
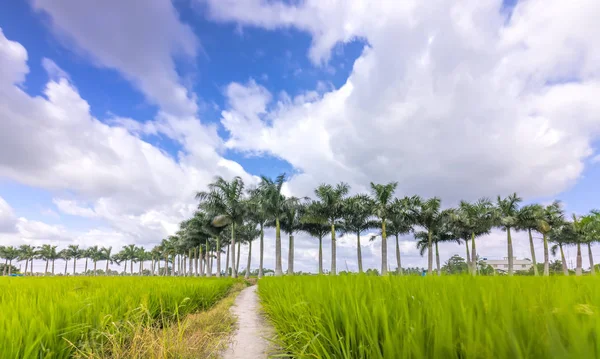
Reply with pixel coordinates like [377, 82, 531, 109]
[581, 210, 600, 275]
[37, 244, 57, 276]
[516, 204, 544, 276]
[59, 249, 71, 275]
[340, 195, 376, 273]
[66, 245, 81, 275]
[414, 197, 442, 275]
[102, 247, 113, 275]
[18, 245, 36, 276]
[312, 182, 350, 276]
[2, 246, 19, 275]
[537, 201, 564, 276]
[495, 193, 522, 276]
[415, 210, 459, 275]
[301, 201, 330, 275]
[386, 196, 418, 275]
[549, 221, 575, 276]
[197, 176, 246, 278]
[370, 182, 398, 275]
[454, 198, 495, 275]
[120, 244, 138, 275]
[237, 221, 260, 279]
[256, 174, 288, 276]
[279, 197, 304, 275]
[87, 246, 103, 276]
[247, 187, 270, 278]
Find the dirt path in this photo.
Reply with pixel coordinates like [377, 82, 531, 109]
[223, 285, 274, 359]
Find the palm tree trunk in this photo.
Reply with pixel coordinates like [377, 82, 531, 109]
[171, 254, 176, 277]
[73, 258, 77, 276]
[287, 235, 294, 275]
[507, 227, 514, 276]
[465, 238, 471, 269]
[275, 218, 283, 276]
[200, 246, 205, 276]
[216, 237, 221, 277]
[94, 261, 98, 276]
[123, 259, 127, 275]
[106, 259, 110, 275]
[528, 229, 539, 276]
[588, 243, 595, 275]
[576, 242, 582, 276]
[245, 240, 252, 279]
[381, 219, 387, 276]
[85, 258, 89, 274]
[151, 258, 155, 276]
[331, 223, 337, 275]
[258, 223, 264, 278]
[358, 232, 364, 274]
[45, 259, 49, 276]
[130, 259, 133, 275]
[8, 260, 12, 275]
[64, 260, 68, 275]
[225, 243, 230, 276]
[24, 259, 29, 276]
[235, 241, 241, 274]
[394, 234, 400, 275]
[559, 243, 569, 276]
[435, 241, 441, 276]
[188, 249, 193, 277]
[427, 229, 433, 275]
[163, 255, 168, 276]
[51, 259, 55, 275]
[231, 223, 238, 278]
[471, 232, 477, 275]
[3, 259, 7, 276]
[543, 233, 550, 276]
[318, 234, 323, 274]
[206, 249, 212, 277]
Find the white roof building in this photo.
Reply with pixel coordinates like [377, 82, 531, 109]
[483, 257, 533, 272]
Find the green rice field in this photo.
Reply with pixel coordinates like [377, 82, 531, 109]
[258, 276, 600, 359]
[0, 277, 236, 358]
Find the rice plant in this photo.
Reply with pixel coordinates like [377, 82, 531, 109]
[259, 276, 600, 359]
[0, 277, 236, 358]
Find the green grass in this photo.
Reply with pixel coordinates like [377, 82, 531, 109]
[258, 276, 600, 359]
[0, 277, 236, 359]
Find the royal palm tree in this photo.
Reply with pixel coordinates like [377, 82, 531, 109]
[386, 196, 418, 275]
[549, 221, 574, 276]
[237, 221, 260, 279]
[370, 182, 398, 275]
[495, 193, 522, 276]
[37, 244, 57, 276]
[302, 201, 330, 275]
[537, 201, 564, 276]
[87, 246, 103, 276]
[581, 210, 600, 275]
[120, 244, 138, 275]
[516, 204, 544, 276]
[197, 176, 246, 278]
[311, 183, 350, 276]
[247, 187, 270, 278]
[257, 174, 287, 276]
[454, 198, 495, 275]
[279, 197, 304, 275]
[340, 195, 376, 273]
[415, 210, 459, 275]
[18, 244, 36, 276]
[59, 249, 71, 275]
[66, 245, 81, 275]
[2, 246, 19, 275]
[102, 246, 113, 275]
[414, 197, 442, 275]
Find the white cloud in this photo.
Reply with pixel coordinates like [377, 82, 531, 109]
[0, 196, 17, 233]
[207, 0, 600, 202]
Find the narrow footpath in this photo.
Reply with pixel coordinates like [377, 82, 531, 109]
[223, 285, 274, 359]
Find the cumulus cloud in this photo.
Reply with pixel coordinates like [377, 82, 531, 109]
[0, 196, 17, 233]
[207, 0, 600, 203]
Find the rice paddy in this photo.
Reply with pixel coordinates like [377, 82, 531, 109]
[258, 275, 600, 359]
[0, 277, 237, 359]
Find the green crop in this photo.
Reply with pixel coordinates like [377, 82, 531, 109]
[259, 276, 600, 359]
[0, 277, 236, 358]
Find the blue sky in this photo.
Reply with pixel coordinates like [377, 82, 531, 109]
[1, 0, 599, 271]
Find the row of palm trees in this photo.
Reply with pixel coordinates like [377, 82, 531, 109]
[2, 174, 598, 277]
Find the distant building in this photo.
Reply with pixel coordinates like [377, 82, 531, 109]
[483, 257, 533, 272]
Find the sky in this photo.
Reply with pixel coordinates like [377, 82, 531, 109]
[1, 0, 600, 273]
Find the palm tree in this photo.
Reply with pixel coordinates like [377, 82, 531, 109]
[197, 176, 246, 278]
[237, 221, 260, 279]
[257, 174, 288, 276]
[87, 246, 103, 276]
[549, 221, 574, 276]
[370, 183, 400, 275]
[537, 201, 564, 276]
[415, 210, 459, 275]
[102, 247, 113, 275]
[414, 197, 442, 275]
[581, 210, 600, 275]
[18, 245, 36, 276]
[279, 197, 304, 275]
[37, 244, 57, 275]
[120, 244, 138, 275]
[495, 193, 522, 276]
[340, 195, 376, 273]
[311, 183, 350, 276]
[66, 245, 81, 275]
[516, 204, 544, 276]
[59, 249, 71, 275]
[2, 246, 19, 275]
[386, 196, 418, 275]
[454, 198, 495, 275]
[302, 201, 330, 275]
[247, 187, 270, 278]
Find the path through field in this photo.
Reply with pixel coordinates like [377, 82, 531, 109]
[223, 285, 274, 359]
